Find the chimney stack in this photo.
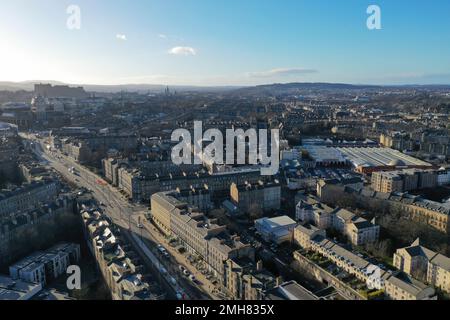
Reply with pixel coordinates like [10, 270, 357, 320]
[276, 276, 283, 287]
[256, 260, 263, 272]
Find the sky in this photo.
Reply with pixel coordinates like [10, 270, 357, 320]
[1, 0, 450, 86]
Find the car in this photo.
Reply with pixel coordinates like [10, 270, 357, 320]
[189, 275, 196, 282]
[137, 223, 143, 229]
[183, 269, 191, 277]
[179, 265, 186, 273]
[175, 292, 183, 300]
[160, 267, 167, 275]
[169, 277, 177, 285]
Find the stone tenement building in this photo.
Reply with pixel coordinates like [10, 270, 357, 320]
[0, 179, 60, 218]
[296, 195, 379, 246]
[294, 226, 437, 300]
[118, 166, 267, 202]
[81, 208, 163, 300]
[230, 180, 281, 215]
[151, 191, 255, 281]
[0, 194, 75, 267]
[318, 181, 450, 234]
[371, 169, 438, 193]
[394, 239, 450, 294]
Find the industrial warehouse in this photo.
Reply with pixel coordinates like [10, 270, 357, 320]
[301, 144, 432, 174]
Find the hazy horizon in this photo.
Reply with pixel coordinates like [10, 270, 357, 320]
[2, 0, 450, 86]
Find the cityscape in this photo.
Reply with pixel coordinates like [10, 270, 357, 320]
[0, 0, 450, 312]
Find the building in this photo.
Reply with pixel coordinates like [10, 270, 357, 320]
[293, 230, 436, 300]
[333, 185, 450, 234]
[118, 167, 160, 201]
[383, 271, 437, 300]
[300, 145, 347, 167]
[0, 121, 18, 137]
[254, 216, 297, 244]
[394, 239, 450, 294]
[8, 243, 80, 285]
[230, 180, 281, 214]
[264, 280, 318, 300]
[336, 147, 432, 174]
[420, 130, 450, 158]
[102, 158, 129, 186]
[296, 195, 379, 246]
[223, 259, 276, 300]
[371, 170, 413, 193]
[34, 83, 88, 99]
[150, 191, 255, 279]
[316, 178, 364, 204]
[0, 194, 75, 268]
[81, 208, 162, 300]
[18, 162, 50, 183]
[60, 135, 138, 165]
[174, 186, 212, 212]
[120, 166, 266, 202]
[296, 197, 335, 229]
[437, 168, 450, 186]
[294, 224, 326, 250]
[0, 179, 60, 218]
[371, 169, 438, 193]
[0, 275, 42, 300]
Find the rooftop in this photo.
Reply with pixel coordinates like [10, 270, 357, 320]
[0, 275, 42, 300]
[336, 147, 431, 168]
[264, 280, 318, 300]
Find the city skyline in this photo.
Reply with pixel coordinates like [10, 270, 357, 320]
[1, 0, 450, 86]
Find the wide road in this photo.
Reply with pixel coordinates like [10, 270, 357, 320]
[22, 133, 211, 300]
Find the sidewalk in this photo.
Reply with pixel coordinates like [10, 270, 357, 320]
[136, 214, 224, 300]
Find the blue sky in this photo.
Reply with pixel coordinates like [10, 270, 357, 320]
[1, 0, 450, 85]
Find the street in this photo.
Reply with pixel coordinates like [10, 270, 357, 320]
[22, 133, 213, 300]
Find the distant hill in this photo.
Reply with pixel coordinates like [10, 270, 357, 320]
[0, 81, 243, 93]
[1, 80, 449, 94]
[228, 82, 450, 97]
[228, 82, 383, 96]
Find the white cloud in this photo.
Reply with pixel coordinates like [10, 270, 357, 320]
[168, 46, 197, 56]
[247, 68, 318, 78]
[116, 34, 127, 41]
[158, 34, 167, 39]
